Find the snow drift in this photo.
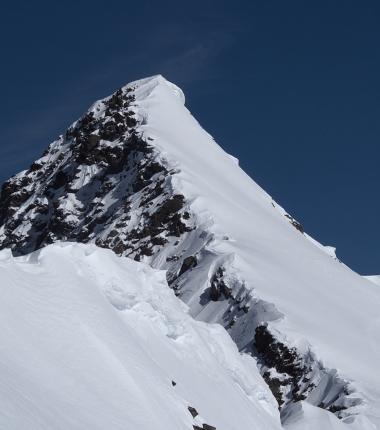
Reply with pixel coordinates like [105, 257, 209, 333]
[0, 242, 281, 430]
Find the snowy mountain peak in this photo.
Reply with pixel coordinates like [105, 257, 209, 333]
[0, 76, 379, 429]
[137, 74, 186, 104]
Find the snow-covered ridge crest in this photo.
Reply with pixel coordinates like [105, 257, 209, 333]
[0, 76, 379, 428]
[125, 74, 186, 105]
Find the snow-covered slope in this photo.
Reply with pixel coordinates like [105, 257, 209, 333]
[0, 75, 379, 428]
[0, 242, 281, 430]
[364, 275, 380, 287]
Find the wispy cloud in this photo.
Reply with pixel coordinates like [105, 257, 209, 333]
[0, 13, 245, 182]
[138, 20, 244, 85]
[156, 38, 231, 84]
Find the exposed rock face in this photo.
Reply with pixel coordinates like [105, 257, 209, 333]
[0, 79, 364, 424]
[209, 267, 232, 300]
[254, 325, 361, 419]
[0, 86, 192, 262]
[188, 406, 199, 418]
[284, 214, 304, 234]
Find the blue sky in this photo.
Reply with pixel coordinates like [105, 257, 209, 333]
[1, 0, 379, 275]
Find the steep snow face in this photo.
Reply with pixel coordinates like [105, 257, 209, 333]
[0, 75, 379, 428]
[132, 76, 380, 427]
[0, 242, 282, 430]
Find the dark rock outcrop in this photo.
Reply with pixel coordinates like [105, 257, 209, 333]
[188, 406, 198, 418]
[0, 84, 193, 259]
[209, 267, 231, 301]
[284, 214, 304, 234]
[254, 324, 356, 419]
[178, 255, 197, 278]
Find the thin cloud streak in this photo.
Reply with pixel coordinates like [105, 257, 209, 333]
[0, 17, 245, 181]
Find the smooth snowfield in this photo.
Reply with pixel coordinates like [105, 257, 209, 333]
[0, 242, 281, 430]
[130, 75, 380, 427]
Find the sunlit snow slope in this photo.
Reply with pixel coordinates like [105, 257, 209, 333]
[132, 76, 380, 428]
[0, 242, 281, 430]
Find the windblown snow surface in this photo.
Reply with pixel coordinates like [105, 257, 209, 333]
[1, 75, 380, 429]
[0, 242, 281, 430]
